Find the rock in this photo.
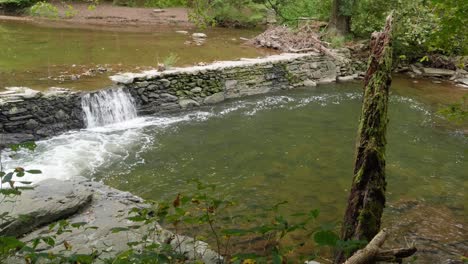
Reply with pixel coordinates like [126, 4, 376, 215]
[161, 93, 178, 102]
[422, 67, 456, 77]
[0, 178, 93, 237]
[190, 87, 202, 93]
[410, 64, 423, 75]
[179, 99, 200, 109]
[148, 92, 160, 98]
[160, 79, 171, 88]
[192, 33, 207, 39]
[176, 30, 189, 34]
[7, 177, 221, 263]
[152, 8, 165, 13]
[55, 109, 69, 121]
[303, 79, 317, 87]
[0, 133, 35, 148]
[337, 74, 358, 82]
[455, 78, 468, 86]
[204, 92, 225, 104]
[25, 119, 39, 130]
[317, 76, 337, 84]
[8, 107, 28, 115]
[137, 81, 149, 88]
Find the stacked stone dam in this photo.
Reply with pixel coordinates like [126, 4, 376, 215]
[0, 52, 363, 145]
[0, 88, 84, 145]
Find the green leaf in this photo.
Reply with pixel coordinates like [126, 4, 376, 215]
[110, 227, 129, 233]
[26, 170, 42, 174]
[71, 222, 87, 228]
[41, 236, 56, 247]
[2, 172, 13, 183]
[313, 230, 339, 247]
[272, 247, 282, 264]
[0, 236, 25, 253]
[221, 228, 249, 236]
[18, 181, 32, 185]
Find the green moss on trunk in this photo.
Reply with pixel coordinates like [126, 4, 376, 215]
[335, 14, 394, 264]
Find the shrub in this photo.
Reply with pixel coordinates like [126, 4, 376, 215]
[189, 0, 267, 28]
[29, 1, 58, 18]
[0, 0, 35, 13]
[266, 0, 331, 25]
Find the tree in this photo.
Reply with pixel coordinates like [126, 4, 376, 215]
[335, 12, 399, 263]
[329, 0, 353, 35]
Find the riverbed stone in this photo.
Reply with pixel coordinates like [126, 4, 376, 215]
[179, 99, 200, 109]
[204, 92, 225, 104]
[422, 67, 456, 77]
[303, 79, 317, 87]
[455, 78, 468, 86]
[192, 33, 207, 38]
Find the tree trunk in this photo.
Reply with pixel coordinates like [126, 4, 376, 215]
[335, 13, 394, 264]
[329, 0, 351, 35]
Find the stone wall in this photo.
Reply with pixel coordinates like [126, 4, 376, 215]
[1, 52, 360, 145]
[113, 53, 350, 115]
[0, 88, 84, 146]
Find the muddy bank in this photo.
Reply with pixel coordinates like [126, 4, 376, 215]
[0, 2, 193, 28]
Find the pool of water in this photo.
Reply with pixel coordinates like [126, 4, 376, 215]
[0, 20, 272, 91]
[2, 80, 467, 261]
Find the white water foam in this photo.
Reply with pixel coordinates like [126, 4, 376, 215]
[81, 88, 137, 127]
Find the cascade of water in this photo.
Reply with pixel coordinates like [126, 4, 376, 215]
[81, 88, 137, 127]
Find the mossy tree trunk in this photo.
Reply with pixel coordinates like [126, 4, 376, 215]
[335, 13, 394, 264]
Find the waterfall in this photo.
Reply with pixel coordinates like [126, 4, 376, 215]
[81, 88, 137, 128]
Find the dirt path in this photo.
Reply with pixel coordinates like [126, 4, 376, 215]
[0, 2, 193, 28]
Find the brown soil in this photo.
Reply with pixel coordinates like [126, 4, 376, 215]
[0, 2, 193, 28]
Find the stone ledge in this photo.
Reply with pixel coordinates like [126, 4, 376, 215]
[3, 177, 220, 264]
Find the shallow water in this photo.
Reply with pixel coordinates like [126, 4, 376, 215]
[3, 81, 466, 217]
[0, 20, 271, 91]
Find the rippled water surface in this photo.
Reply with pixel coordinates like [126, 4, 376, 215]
[4, 82, 466, 209]
[0, 20, 271, 91]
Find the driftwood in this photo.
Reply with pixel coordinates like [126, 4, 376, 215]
[335, 12, 415, 263]
[249, 25, 341, 60]
[344, 229, 417, 264]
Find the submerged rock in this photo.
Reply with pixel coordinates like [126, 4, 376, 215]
[204, 92, 225, 104]
[179, 98, 200, 109]
[192, 33, 207, 39]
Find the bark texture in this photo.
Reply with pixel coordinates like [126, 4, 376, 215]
[329, 0, 352, 35]
[335, 13, 394, 263]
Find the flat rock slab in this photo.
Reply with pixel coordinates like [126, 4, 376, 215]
[4, 177, 219, 263]
[422, 67, 455, 77]
[0, 178, 92, 237]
